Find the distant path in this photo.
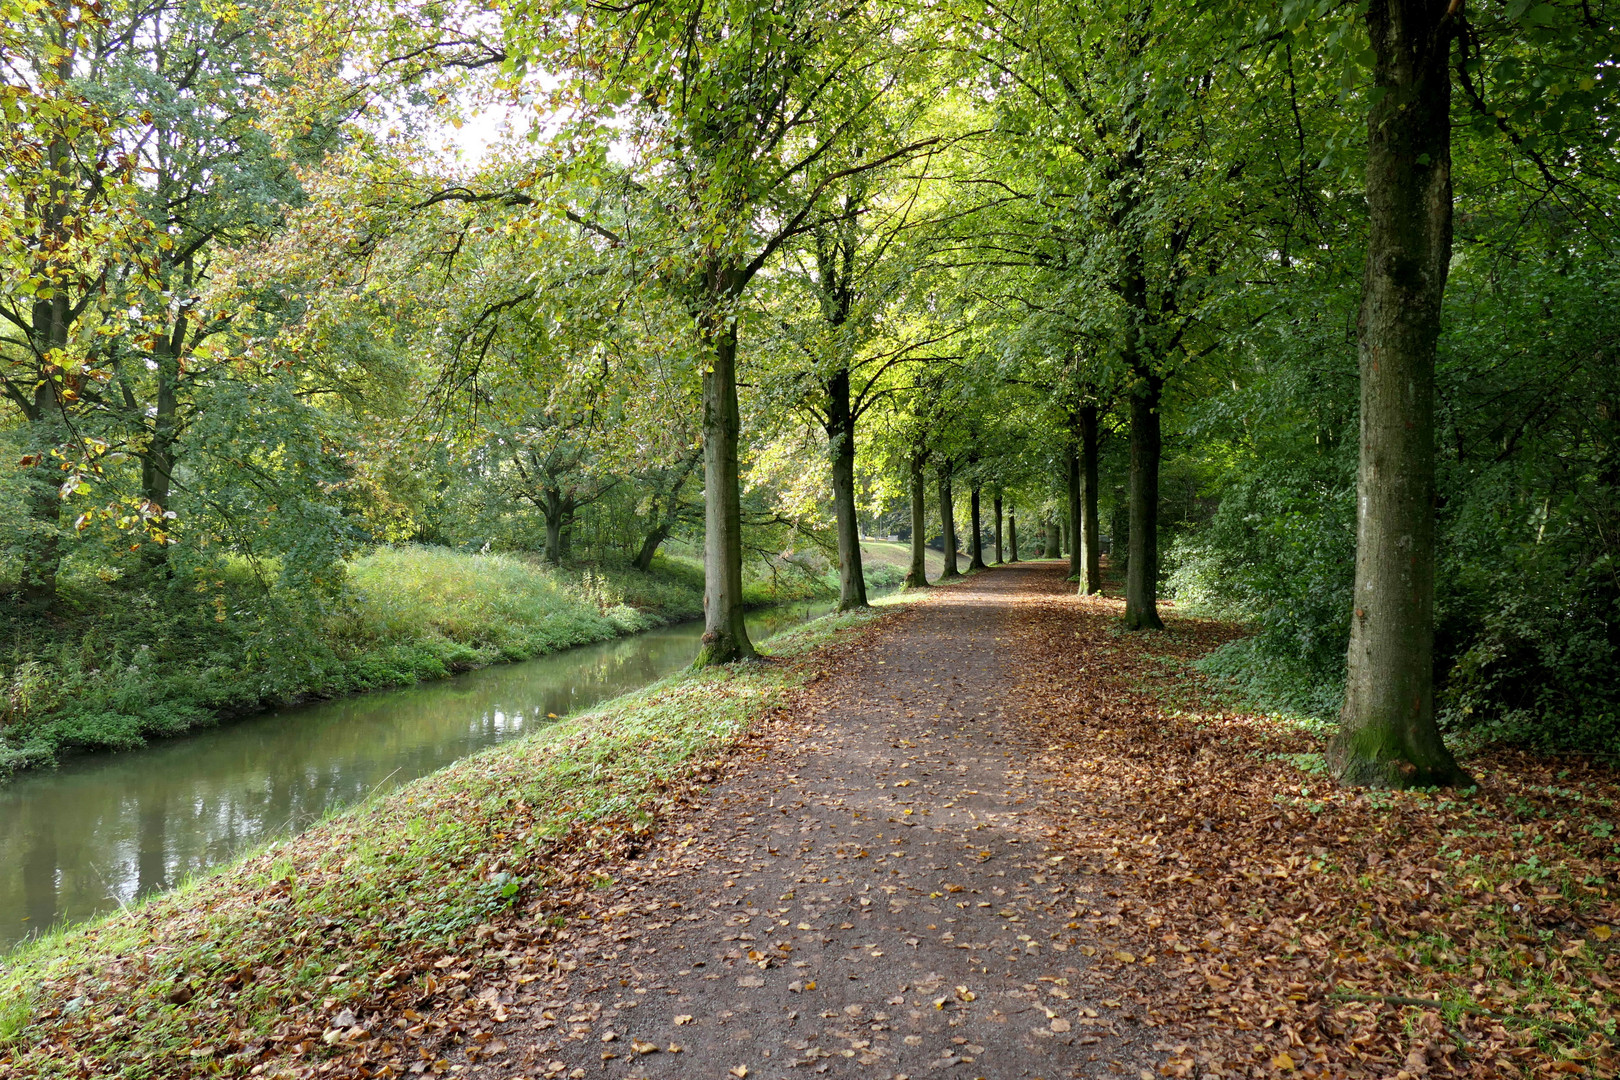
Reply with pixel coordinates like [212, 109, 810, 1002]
[485, 563, 1164, 1080]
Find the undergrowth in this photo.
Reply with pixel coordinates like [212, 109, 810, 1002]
[0, 545, 841, 778]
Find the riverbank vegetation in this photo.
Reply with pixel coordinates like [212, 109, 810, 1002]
[0, 601, 885, 1076]
[0, 543, 853, 776]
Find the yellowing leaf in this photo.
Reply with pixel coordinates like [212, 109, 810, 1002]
[1593, 925, 1612, 942]
[1272, 1053, 1296, 1071]
[673, 1015, 693, 1025]
[1112, 951, 1136, 963]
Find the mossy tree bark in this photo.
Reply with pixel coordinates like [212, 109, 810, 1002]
[1123, 376, 1165, 630]
[694, 317, 756, 667]
[1327, 0, 1470, 789]
[1078, 405, 1103, 594]
[937, 462, 960, 579]
[905, 449, 930, 588]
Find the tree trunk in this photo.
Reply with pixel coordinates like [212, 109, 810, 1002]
[1066, 444, 1082, 580]
[633, 523, 669, 573]
[825, 366, 868, 610]
[22, 297, 68, 603]
[1124, 376, 1165, 630]
[1327, 0, 1469, 789]
[937, 464, 960, 579]
[1045, 518, 1061, 560]
[993, 494, 1004, 564]
[542, 487, 566, 566]
[905, 450, 929, 588]
[968, 486, 986, 570]
[1008, 509, 1018, 562]
[693, 319, 756, 666]
[20, 129, 73, 603]
[1078, 405, 1102, 594]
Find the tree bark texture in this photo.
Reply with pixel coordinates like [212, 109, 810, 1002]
[1045, 518, 1061, 560]
[905, 450, 929, 588]
[1078, 405, 1102, 594]
[1124, 376, 1165, 630]
[937, 464, 960, 579]
[1327, 0, 1469, 788]
[1008, 510, 1018, 562]
[825, 366, 868, 610]
[693, 319, 756, 666]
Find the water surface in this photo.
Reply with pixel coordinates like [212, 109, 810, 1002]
[0, 602, 832, 952]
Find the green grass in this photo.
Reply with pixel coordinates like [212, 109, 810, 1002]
[0, 546, 725, 778]
[0, 605, 884, 1077]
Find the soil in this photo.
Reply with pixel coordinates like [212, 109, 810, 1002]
[470, 563, 1168, 1080]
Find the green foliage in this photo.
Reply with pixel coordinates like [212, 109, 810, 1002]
[0, 546, 711, 776]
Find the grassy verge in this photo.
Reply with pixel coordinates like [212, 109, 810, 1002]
[0, 545, 837, 778]
[0, 603, 886, 1079]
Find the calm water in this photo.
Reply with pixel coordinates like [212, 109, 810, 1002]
[0, 603, 832, 952]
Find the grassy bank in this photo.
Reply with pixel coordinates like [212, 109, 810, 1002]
[0, 545, 829, 779]
[0, 603, 886, 1077]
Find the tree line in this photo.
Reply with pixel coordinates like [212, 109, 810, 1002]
[2, 0, 1616, 783]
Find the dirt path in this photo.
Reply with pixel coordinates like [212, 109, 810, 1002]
[483, 563, 1166, 1080]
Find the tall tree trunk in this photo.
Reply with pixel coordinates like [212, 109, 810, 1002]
[1124, 376, 1165, 630]
[968, 486, 986, 570]
[1078, 405, 1102, 594]
[1328, 0, 1469, 788]
[905, 450, 929, 588]
[825, 366, 868, 610]
[542, 487, 566, 566]
[1008, 509, 1018, 562]
[694, 319, 755, 666]
[937, 464, 960, 579]
[1046, 518, 1061, 560]
[993, 494, 1004, 564]
[1066, 444, 1082, 580]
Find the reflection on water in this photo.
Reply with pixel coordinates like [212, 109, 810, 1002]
[0, 602, 830, 952]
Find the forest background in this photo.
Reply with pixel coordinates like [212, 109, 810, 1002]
[0, 0, 1616, 780]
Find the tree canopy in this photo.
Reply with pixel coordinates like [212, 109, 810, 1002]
[2, 0, 1617, 785]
